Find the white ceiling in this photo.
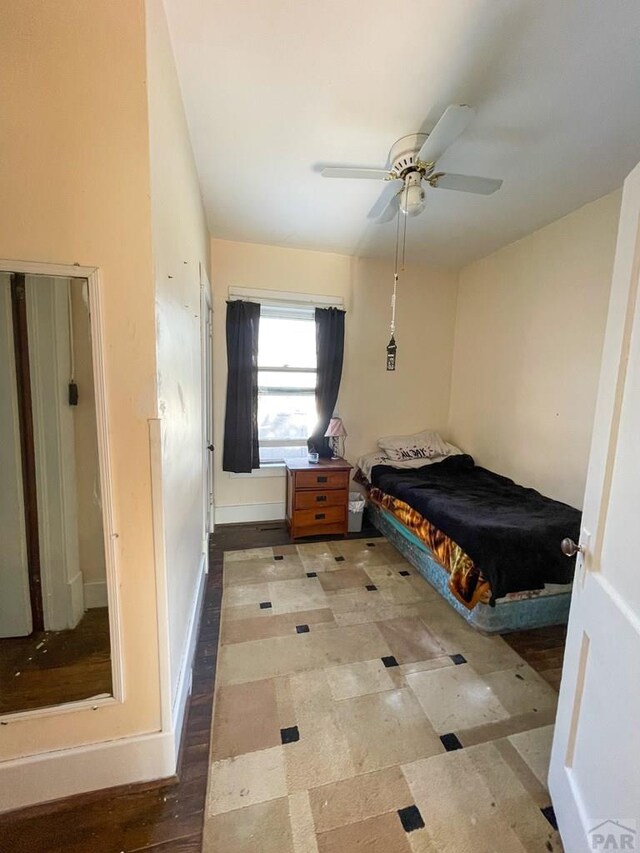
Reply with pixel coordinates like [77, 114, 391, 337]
[164, 0, 640, 268]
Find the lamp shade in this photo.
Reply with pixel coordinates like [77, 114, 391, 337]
[325, 417, 347, 438]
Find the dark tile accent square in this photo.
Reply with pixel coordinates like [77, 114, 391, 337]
[280, 725, 300, 744]
[399, 570, 410, 577]
[274, 555, 284, 561]
[440, 733, 463, 752]
[541, 806, 558, 830]
[365, 584, 377, 591]
[259, 601, 272, 610]
[335, 556, 345, 562]
[296, 624, 310, 634]
[381, 655, 399, 668]
[306, 571, 317, 578]
[450, 654, 467, 665]
[397, 805, 425, 833]
[366, 542, 376, 547]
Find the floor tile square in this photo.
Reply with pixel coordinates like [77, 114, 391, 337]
[309, 766, 413, 834]
[211, 679, 281, 760]
[317, 812, 412, 853]
[203, 797, 294, 853]
[306, 571, 317, 578]
[318, 566, 371, 592]
[325, 659, 395, 700]
[280, 725, 300, 744]
[406, 664, 509, 733]
[398, 804, 425, 833]
[260, 601, 273, 609]
[296, 624, 310, 634]
[449, 654, 466, 665]
[208, 746, 287, 816]
[334, 688, 443, 774]
[439, 733, 463, 752]
[378, 617, 446, 664]
[366, 584, 377, 591]
[382, 655, 400, 668]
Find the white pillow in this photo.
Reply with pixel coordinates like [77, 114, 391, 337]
[378, 430, 450, 462]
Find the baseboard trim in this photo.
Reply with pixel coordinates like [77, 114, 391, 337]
[0, 728, 176, 814]
[0, 553, 208, 815]
[214, 501, 285, 525]
[83, 580, 108, 609]
[171, 551, 207, 758]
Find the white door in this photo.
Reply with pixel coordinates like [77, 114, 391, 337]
[0, 274, 32, 637]
[200, 265, 215, 543]
[549, 163, 640, 852]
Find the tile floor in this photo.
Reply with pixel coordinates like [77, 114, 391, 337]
[204, 537, 563, 852]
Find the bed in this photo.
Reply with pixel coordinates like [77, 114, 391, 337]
[355, 444, 579, 634]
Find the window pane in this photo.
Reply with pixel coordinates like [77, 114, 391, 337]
[258, 392, 317, 440]
[258, 370, 316, 391]
[258, 316, 316, 368]
[259, 444, 308, 464]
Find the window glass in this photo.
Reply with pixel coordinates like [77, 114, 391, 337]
[257, 310, 317, 463]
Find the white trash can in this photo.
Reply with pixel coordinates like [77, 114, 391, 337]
[348, 492, 366, 533]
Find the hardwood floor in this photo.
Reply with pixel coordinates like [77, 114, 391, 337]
[502, 623, 568, 691]
[0, 518, 567, 852]
[0, 608, 112, 714]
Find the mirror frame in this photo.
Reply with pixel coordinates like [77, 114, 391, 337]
[0, 259, 123, 719]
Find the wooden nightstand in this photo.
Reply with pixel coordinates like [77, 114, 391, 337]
[285, 458, 352, 540]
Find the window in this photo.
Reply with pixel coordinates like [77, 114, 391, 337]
[257, 304, 317, 464]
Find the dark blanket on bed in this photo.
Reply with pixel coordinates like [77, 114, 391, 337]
[371, 454, 580, 602]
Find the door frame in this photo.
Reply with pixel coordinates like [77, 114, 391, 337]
[0, 258, 124, 716]
[200, 263, 214, 553]
[10, 273, 45, 632]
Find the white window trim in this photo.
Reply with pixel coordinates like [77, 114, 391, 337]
[229, 285, 344, 310]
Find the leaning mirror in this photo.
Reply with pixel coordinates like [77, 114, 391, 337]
[0, 270, 113, 714]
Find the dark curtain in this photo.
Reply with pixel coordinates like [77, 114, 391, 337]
[223, 300, 261, 473]
[308, 307, 346, 458]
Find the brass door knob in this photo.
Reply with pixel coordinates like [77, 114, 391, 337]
[561, 537, 584, 557]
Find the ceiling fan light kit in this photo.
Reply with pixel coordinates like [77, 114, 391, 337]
[318, 104, 504, 372]
[319, 104, 503, 224]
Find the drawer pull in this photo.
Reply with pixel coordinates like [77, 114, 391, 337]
[318, 476, 328, 483]
[316, 495, 327, 502]
[315, 513, 326, 520]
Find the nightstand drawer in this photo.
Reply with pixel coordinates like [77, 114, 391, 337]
[295, 489, 348, 511]
[292, 505, 346, 527]
[296, 470, 349, 490]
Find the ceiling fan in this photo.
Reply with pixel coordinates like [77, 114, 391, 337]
[320, 105, 503, 223]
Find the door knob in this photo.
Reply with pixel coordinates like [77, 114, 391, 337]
[561, 537, 583, 557]
[207, 444, 214, 452]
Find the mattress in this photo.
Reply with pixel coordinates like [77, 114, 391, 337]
[356, 453, 580, 606]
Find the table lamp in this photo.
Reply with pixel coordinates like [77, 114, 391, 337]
[324, 417, 347, 460]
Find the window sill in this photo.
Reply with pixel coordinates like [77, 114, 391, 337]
[229, 464, 286, 479]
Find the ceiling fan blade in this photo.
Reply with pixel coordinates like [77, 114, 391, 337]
[417, 105, 475, 166]
[432, 173, 503, 195]
[321, 167, 390, 180]
[376, 192, 400, 224]
[367, 179, 403, 219]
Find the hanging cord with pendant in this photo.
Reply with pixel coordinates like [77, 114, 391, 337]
[387, 194, 407, 370]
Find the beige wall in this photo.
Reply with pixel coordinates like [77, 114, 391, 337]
[448, 190, 622, 508]
[0, 0, 161, 763]
[210, 239, 458, 515]
[145, 0, 211, 700]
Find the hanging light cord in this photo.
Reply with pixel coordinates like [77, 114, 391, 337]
[390, 195, 408, 337]
[67, 281, 75, 383]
